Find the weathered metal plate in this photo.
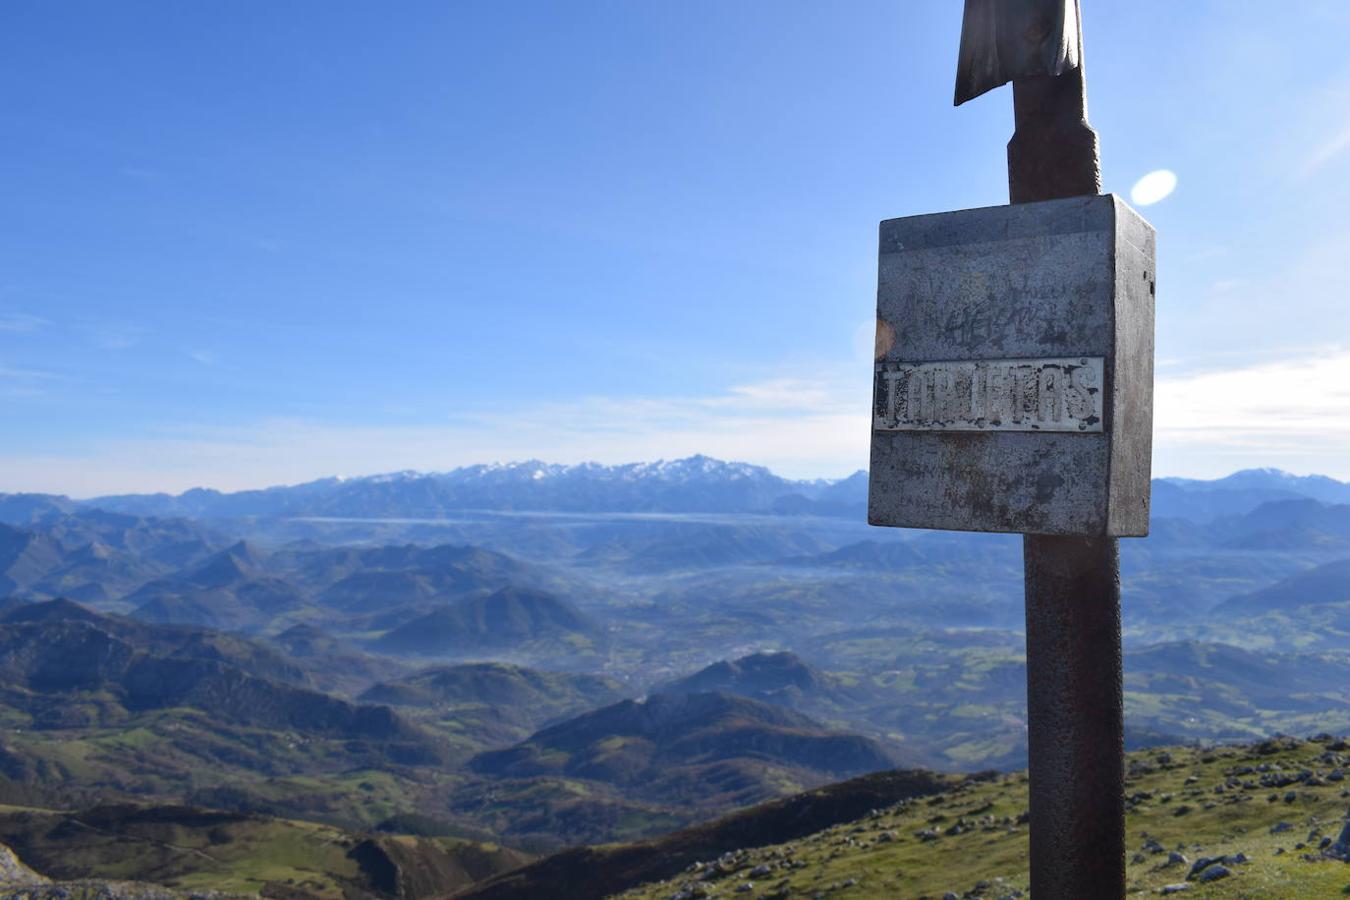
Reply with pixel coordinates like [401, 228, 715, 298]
[868, 194, 1154, 536]
[873, 356, 1104, 433]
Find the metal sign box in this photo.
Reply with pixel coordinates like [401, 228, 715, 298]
[868, 194, 1154, 536]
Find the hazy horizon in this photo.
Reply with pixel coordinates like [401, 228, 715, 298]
[5, 454, 1345, 502]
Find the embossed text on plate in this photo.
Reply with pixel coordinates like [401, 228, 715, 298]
[873, 356, 1104, 433]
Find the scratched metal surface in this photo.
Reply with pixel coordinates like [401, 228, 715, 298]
[1108, 206, 1157, 535]
[867, 194, 1153, 536]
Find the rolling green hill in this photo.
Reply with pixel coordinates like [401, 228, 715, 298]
[360, 662, 629, 761]
[373, 587, 605, 657]
[126, 542, 308, 632]
[0, 602, 915, 850]
[0, 601, 453, 827]
[364, 662, 624, 726]
[472, 692, 898, 781]
[1216, 558, 1350, 616]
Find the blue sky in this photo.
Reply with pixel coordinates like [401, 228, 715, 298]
[3, 1, 1349, 495]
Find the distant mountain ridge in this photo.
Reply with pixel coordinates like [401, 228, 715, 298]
[5, 458, 1346, 523]
[1160, 468, 1350, 505]
[77, 456, 858, 520]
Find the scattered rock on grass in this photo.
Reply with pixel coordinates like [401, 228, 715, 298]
[1187, 853, 1246, 880]
[1322, 819, 1350, 861]
[1195, 864, 1231, 883]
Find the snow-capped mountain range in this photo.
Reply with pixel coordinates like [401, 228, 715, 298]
[70, 456, 868, 520]
[1, 457, 1346, 523]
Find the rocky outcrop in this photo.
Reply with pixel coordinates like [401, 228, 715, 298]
[0, 840, 47, 887]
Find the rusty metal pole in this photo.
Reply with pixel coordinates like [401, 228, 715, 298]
[947, 3, 1129, 893]
[1022, 536, 1124, 898]
[1007, 17, 1126, 900]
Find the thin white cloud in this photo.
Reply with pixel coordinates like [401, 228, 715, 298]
[5, 350, 1350, 496]
[0, 313, 50, 333]
[187, 349, 222, 366]
[1177, 229, 1350, 361]
[851, 318, 876, 362]
[1208, 278, 1247, 295]
[722, 378, 835, 410]
[83, 322, 145, 350]
[1155, 350, 1350, 476]
[0, 362, 65, 400]
[1186, 246, 1229, 263]
[1285, 71, 1350, 178]
[1302, 119, 1350, 174]
[0, 364, 62, 381]
[0, 372, 868, 496]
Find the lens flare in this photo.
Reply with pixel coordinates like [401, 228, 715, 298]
[1129, 169, 1177, 206]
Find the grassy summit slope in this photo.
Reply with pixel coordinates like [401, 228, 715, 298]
[0, 803, 532, 898]
[602, 735, 1350, 900]
[453, 769, 958, 900]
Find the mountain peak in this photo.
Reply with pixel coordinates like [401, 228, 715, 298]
[471, 689, 898, 791]
[662, 651, 827, 699]
[185, 541, 262, 588]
